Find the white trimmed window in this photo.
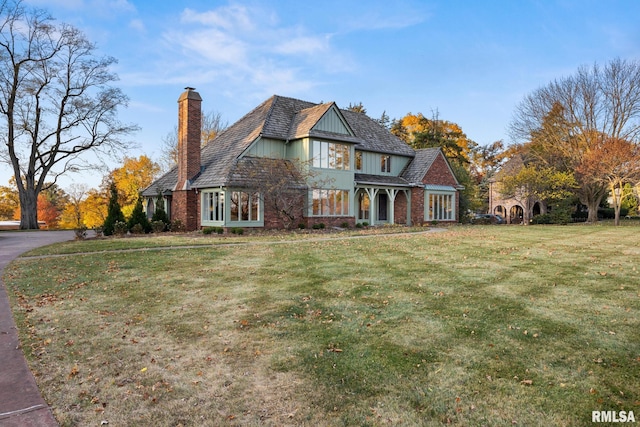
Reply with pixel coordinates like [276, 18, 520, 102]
[312, 189, 350, 216]
[425, 189, 456, 221]
[355, 151, 362, 171]
[358, 192, 370, 220]
[381, 155, 391, 173]
[202, 190, 225, 222]
[312, 141, 350, 170]
[230, 191, 260, 222]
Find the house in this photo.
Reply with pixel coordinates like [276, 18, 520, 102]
[142, 88, 463, 231]
[488, 154, 547, 224]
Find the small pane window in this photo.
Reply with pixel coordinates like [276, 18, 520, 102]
[381, 155, 391, 173]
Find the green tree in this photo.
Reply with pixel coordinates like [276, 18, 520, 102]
[151, 195, 170, 229]
[499, 166, 577, 223]
[127, 197, 151, 233]
[347, 102, 367, 114]
[102, 183, 125, 236]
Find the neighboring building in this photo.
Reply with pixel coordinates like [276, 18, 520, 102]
[142, 88, 463, 231]
[488, 155, 546, 224]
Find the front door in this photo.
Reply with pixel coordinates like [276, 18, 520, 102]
[378, 194, 388, 222]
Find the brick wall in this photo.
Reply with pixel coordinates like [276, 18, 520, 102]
[176, 88, 202, 191]
[171, 190, 200, 231]
[422, 154, 459, 187]
[173, 88, 202, 230]
[394, 191, 408, 225]
[410, 152, 461, 224]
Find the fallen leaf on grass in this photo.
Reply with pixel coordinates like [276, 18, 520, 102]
[520, 379, 533, 385]
[68, 365, 79, 378]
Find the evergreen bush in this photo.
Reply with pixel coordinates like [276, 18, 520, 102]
[127, 197, 151, 233]
[103, 183, 125, 236]
[151, 195, 169, 230]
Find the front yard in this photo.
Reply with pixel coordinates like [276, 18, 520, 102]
[4, 225, 639, 426]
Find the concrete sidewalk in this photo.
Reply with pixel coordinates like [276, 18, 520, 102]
[0, 230, 75, 427]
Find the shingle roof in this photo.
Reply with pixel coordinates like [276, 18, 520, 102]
[226, 157, 306, 188]
[144, 95, 417, 195]
[141, 167, 177, 197]
[401, 148, 441, 183]
[354, 173, 411, 187]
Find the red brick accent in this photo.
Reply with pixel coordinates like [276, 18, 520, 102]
[173, 88, 202, 231]
[171, 190, 200, 231]
[394, 191, 408, 225]
[306, 216, 355, 228]
[176, 88, 202, 191]
[410, 187, 425, 225]
[422, 154, 459, 187]
[409, 152, 461, 224]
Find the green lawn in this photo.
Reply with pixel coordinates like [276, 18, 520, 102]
[4, 225, 639, 426]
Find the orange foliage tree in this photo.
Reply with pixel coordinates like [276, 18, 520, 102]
[110, 155, 160, 218]
[577, 138, 640, 225]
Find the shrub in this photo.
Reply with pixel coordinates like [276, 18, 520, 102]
[151, 220, 166, 233]
[230, 227, 244, 235]
[113, 221, 127, 236]
[203, 226, 224, 235]
[341, 222, 350, 228]
[298, 223, 306, 229]
[312, 223, 326, 230]
[531, 214, 552, 224]
[130, 223, 145, 234]
[93, 226, 103, 238]
[355, 223, 363, 229]
[170, 219, 185, 232]
[598, 207, 628, 219]
[362, 222, 369, 227]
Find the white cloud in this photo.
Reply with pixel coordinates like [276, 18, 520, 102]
[167, 28, 248, 65]
[129, 18, 145, 33]
[150, 4, 347, 98]
[273, 35, 330, 56]
[180, 5, 254, 32]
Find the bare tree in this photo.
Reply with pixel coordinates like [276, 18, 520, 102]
[0, 1, 138, 229]
[238, 157, 334, 229]
[160, 110, 227, 170]
[509, 58, 640, 222]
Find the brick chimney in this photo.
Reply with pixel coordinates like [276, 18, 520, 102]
[172, 87, 202, 231]
[176, 87, 202, 189]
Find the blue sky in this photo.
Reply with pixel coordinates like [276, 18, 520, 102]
[2, 0, 639, 190]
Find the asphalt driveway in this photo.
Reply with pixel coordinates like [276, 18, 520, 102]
[0, 230, 75, 426]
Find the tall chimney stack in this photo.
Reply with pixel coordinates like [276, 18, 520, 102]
[176, 87, 202, 190]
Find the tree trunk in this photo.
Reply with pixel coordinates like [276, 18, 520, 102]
[19, 187, 40, 229]
[579, 183, 606, 224]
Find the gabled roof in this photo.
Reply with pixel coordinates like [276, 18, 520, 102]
[401, 147, 462, 188]
[401, 148, 441, 183]
[144, 94, 416, 195]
